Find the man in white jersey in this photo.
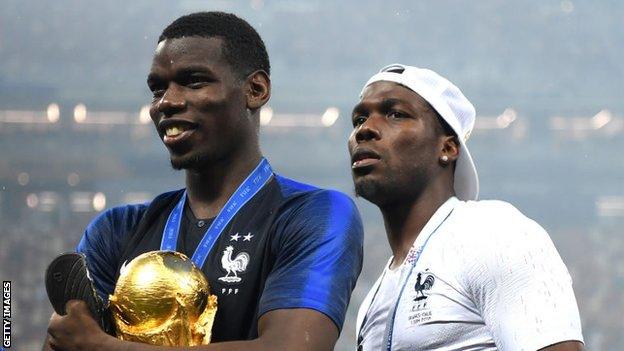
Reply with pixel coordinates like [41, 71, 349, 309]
[349, 64, 584, 351]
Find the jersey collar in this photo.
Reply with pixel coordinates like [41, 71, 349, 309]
[403, 196, 459, 266]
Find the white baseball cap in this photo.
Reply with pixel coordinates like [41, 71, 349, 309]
[360, 63, 479, 201]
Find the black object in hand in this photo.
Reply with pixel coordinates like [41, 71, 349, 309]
[45, 252, 113, 334]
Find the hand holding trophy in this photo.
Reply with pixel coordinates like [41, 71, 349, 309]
[45, 250, 217, 346]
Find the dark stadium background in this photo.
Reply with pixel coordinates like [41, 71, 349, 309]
[1, 1, 622, 349]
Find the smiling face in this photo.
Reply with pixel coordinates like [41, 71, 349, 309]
[348, 81, 453, 207]
[147, 36, 258, 170]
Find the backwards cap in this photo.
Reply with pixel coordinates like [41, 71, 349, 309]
[361, 63, 479, 201]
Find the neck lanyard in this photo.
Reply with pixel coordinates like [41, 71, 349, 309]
[160, 158, 273, 269]
[357, 199, 457, 351]
[384, 209, 452, 351]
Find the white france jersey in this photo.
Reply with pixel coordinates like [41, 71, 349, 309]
[356, 197, 583, 351]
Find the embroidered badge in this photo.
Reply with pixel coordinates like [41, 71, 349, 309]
[413, 272, 435, 301]
[221, 288, 239, 295]
[408, 270, 435, 325]
[218, 246, 250, 283]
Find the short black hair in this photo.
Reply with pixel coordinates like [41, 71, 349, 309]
[159, 12, 270, 78]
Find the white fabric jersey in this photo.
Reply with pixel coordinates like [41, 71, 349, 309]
[358, 261, 402, 349]
[356, 197, 583, 351]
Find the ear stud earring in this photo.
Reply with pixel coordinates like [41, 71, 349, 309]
[440, 155, 449, 166]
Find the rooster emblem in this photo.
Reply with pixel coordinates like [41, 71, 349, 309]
[218, 246, 250, 283]
[413, 272, 435, 301]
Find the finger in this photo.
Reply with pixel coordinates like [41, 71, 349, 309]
[42, 334, 55, 351]
[47, 313, 62, 337]
[65, 299, 87, 314]
[47, 333, 59, 350]
[49, 312, 61, 322]
[65, 299, 101, 328]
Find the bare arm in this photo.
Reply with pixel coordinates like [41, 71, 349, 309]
[539, 341, 584, 351]
[47, 300, 338, 351]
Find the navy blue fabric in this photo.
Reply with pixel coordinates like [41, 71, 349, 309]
[260, 176, 364, 328]
[76, 173, 363, 331]
[76, 203, 147, 302]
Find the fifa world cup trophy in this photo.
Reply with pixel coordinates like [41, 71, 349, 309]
[108, 251, 218, 346]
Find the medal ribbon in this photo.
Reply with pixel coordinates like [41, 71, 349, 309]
[383, 206, 455, 351]
[160, 158, 273, 268]
[357, 198, 458, 350]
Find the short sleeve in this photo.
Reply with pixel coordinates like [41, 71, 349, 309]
[464, 204, 584, 350]
[258, 190, 364, 331]
[76, 204, 146, 302]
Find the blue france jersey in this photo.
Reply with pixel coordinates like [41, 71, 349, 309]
[76, 174, 363, 341]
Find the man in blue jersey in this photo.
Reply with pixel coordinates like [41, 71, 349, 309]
[45, 12, 363, 351]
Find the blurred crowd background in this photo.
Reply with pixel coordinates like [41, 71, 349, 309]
[1, 1, 623, 350]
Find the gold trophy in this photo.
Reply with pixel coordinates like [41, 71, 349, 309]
[108, 251, 217, 346]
